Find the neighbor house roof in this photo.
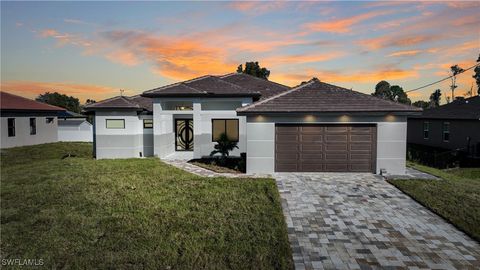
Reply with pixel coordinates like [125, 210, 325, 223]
[220, 73, 290, 100]
[58, 110, 86, 118]
[410, 96, 480, 120]
[83, 95, 152, 113]
[0, 91, 65, 112]
[237, 79, 422, 114]
[142, 75, 261, 98]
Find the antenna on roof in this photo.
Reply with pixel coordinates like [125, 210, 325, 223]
[120, 89, 125, 96]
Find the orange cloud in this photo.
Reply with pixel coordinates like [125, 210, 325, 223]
[358, 34, 441, 50]
[263, 52, 345, 66]
[272, 68, 418, 86]
[303, 10, 392, 33]
[0, 81, 125, 102]
[228, 1, 287, 14]
[106, 50, 140, 66]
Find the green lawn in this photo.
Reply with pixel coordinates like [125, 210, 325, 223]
[388, 162, 480, 241]
[1, 142, 292, 269]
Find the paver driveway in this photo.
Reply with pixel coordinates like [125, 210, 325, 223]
[275, 173, 480, 270]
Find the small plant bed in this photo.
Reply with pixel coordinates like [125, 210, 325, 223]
[189, 157, 244, 174]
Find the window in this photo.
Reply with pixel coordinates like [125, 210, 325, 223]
[443, 122, 450, 142]
[7, 118, 15, 137]
[143, 119, 153, 128]
[212, 119, 239, 141]
[30, 118, 36, 135]
[106, 119, 125, 129]
[46, 117, 54, 124]
[423, 121, 429, 139]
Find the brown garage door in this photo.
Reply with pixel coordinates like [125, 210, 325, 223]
[275, 124, 376, 172]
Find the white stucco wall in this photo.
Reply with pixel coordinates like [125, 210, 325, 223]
[94, 111, 153, 159]
[58, 119, 93, 142]
[245, 114, 408, 175]
[1, 116, 58, 149]
[153, 97, 251, 159]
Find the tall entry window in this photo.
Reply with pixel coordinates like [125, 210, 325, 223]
[29, 118, 36, 135]
[175, 119, 194, 151]
[423, 121, 429, 139]
[212, 119, 239, 141]
[8, 118, 15, 137]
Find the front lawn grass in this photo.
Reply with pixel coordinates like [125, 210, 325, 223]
[388, 162, 480, 241]
[1, 142, 292, 269]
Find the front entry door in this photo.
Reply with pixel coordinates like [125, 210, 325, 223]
[175, 119, 194, 151]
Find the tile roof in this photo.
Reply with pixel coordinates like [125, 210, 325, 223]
[58, 110, 86, 118]
[410, 96, 480, 120]
[142, 75, 261, 98]
[83, 95, 152, 112]
[0, 91, 66, 111]
[220, 73, 290, 100]
[237, 79, 422, 114]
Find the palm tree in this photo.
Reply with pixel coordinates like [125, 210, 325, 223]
[210, 133, 238, 165]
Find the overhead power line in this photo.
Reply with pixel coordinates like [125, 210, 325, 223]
[405, 62, 480, 93]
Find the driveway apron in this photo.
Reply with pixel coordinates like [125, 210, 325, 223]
[275, 173, 480, 270]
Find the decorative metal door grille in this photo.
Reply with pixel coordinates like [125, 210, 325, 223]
[175, 119, 194, 151]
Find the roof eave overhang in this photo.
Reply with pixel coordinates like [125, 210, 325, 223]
[236, 110, 422, 116]
[141, 93, 261, 98]
[82, 107, 145, 114]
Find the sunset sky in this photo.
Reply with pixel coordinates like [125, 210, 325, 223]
[1, 1, 479, 103]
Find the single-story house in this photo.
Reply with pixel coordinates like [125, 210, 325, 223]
[1, 91, 65, 148]
[84, 74, 421, 175]
[407, 96, 480, 157]
[58, 110, 93, 142]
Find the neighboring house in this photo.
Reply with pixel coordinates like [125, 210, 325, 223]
[407, 96, 480, 157]
[84, 74, 421, 175]
[0, 92, 65, 148]
[58, 110, 93, 142]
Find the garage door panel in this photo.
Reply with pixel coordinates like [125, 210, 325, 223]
[275, 124, 376, 172]
[350, 134, 373, 142]
[325, 134, 348, 142]
[300, 134, 323, 142]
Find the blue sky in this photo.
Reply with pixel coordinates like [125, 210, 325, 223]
[1, 1, 479, 102]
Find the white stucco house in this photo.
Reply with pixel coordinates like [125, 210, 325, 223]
[84, 73, 421, 175]
[58, 110, 93, 142]
[0, 92, 65, 148]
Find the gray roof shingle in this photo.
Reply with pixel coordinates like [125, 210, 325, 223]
[410, 96, 480, 120]
[142, 75, 261, 98]
[83, 95, 152, 112]
[220, 73, 290, 100]
[237, 79, 422, 114]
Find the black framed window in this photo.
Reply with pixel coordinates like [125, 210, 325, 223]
[443, 122, 450, 142]
[30, 118, 36, 135]
[212, 119, 239, 141]
[423, 121, 429, 139]
[143, 119, 153, 128]
[7, 118, 15, 137]
[105, 119, 125, 129]
[46, 117, 54, 124]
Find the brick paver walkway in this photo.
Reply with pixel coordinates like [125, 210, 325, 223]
[275, 173, 480, 270]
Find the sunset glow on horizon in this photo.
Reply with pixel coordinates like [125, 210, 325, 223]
[1, 1, 479, 103]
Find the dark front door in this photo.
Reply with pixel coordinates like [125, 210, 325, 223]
[275, 124, 376, 172]
[175, 119, 194, 151]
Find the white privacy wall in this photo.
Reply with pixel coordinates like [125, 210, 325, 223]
[245, 115, 408, 175]
[1, 116, 58, 148]
[58, 120, 93, 142]
[153, 97, 251, 159]
[94, 111, 153, 159]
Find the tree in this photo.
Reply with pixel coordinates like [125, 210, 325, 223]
[236, 61, 270, 80]
[372, 80, 392, 100]
[412, 100, 430, 109]
[473, 54, 480, 95]
[372, 81, 411, 104]
[450, 64, 464, 100]
[390, 85, 411, 104]
[36, 92, 81, 112]
[85, 99, 96, 104]
[210, 133, 239, 165]
[429, 89, 442, 108]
